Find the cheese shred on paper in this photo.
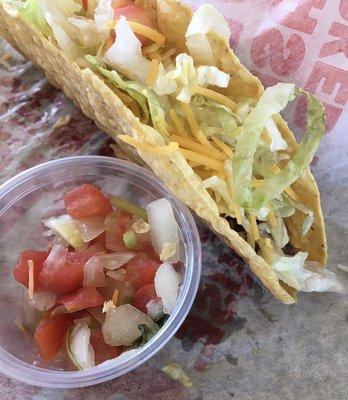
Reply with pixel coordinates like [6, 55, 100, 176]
[0, 0, 342, 303]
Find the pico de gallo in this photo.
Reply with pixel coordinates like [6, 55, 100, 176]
[13, 184, 182, 370]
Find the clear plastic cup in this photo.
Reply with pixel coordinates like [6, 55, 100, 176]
[0, 156, 201, 388]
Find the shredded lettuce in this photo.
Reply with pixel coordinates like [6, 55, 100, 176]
[271, 196, 296, 218]
[272, 216, 289, 248]
[232, 83, 296, 208]
[85, 55, 169, 137]
[259, 239, 342, 292]
[68, 0, 113, 49]
[189, 97, 238, 137]
[152, 53, 230, 102]
[68, 17, 102, 48]
[285, 194, 315, 236]
[45, 13, 87, 61]
[4, 0, 50, 36]
[253, 144, 280, 178]
[259, 217, 289, 249]
[252, 90, 325, 209]
[273, 252, 342, 292]
[203, 176, 232, 209]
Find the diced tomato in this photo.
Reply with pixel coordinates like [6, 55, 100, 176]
[34, 314, 72, 362]
[38, 251, 96, 295]
[112, 0, 132, 8]
[124, 252, 160, 291]
[60, 287, 104, 313]
[64, 184, 113, 219]
[113, 4, 153, 46]
[132, 283, 159, 314]
[90, 329, 121, 364]
[13, 250, 48, 291]
[105, 210, 132, 252]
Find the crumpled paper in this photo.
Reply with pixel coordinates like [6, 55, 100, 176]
[0, 1, 347, 399]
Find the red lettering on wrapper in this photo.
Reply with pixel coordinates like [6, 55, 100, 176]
[306, 61, 348, 105]
[226, 18, 244, 50]
[253, 71, 280, 87]
[294, 95, 342, 132]
[319, 22, 348, 58]
[280, 0, 326, 34]
[251, 28, 305, 76]
[340, 0, 348, 20]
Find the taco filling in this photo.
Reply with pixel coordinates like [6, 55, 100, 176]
[1, 0, 342, 300]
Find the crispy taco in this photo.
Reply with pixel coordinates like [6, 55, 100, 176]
[0, 0, 342, 303]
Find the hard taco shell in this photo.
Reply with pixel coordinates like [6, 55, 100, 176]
[0, 0, 327, 304]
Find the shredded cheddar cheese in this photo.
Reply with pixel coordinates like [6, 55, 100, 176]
[164, 122, 176, 135]
[169, 110, 190, 138]
[188, 160, 202, 168]
[247, 233, 255, 249]
[162, 48, 176, 60]
[252, 179, 264, 188]
[249, 212, 260, 242]
[196, 130, 221, 155]
[180, 102, 200, 136]
[272, 165, 280, 173]
[211, 136, 234, 159]
[230, 203, 243, 225]
[268, 208, 277, 227]
[272, 165, 301, 201]
[259, 238, 274, 264]
[119, 135, 179, 156]
[180, 148, 224, 171]
[191, 86, 237, 112]
[194, 169, 212, 180]
[171, 135, 223, 160]
[128, 101, 142, 120]
[147, 51, 162, 61]
[285, 186, 301, 202]
[262, 129, 272, 145]
[109, 20, 165, 46]
[223, 161, 243, 225]
[157, 121, 172, 137]
[127, 21, 165, 45]
[112, 289, 119, 305]
[102, 300, 116, 313]
[146, 59, 159, 86]
[28, 260, 34, 301]
[142, 43, 161, 55]
[113, 88, 134, 106]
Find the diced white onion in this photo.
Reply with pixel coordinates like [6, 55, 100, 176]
[154, 262, 181, 314]
[98, 252, 135, 270]
[102, 304, 157, 346]
[146, 198, 179, 263]
[83, 256, 107, 287]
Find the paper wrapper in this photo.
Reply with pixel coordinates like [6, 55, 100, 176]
[0, 1, 347, 398]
